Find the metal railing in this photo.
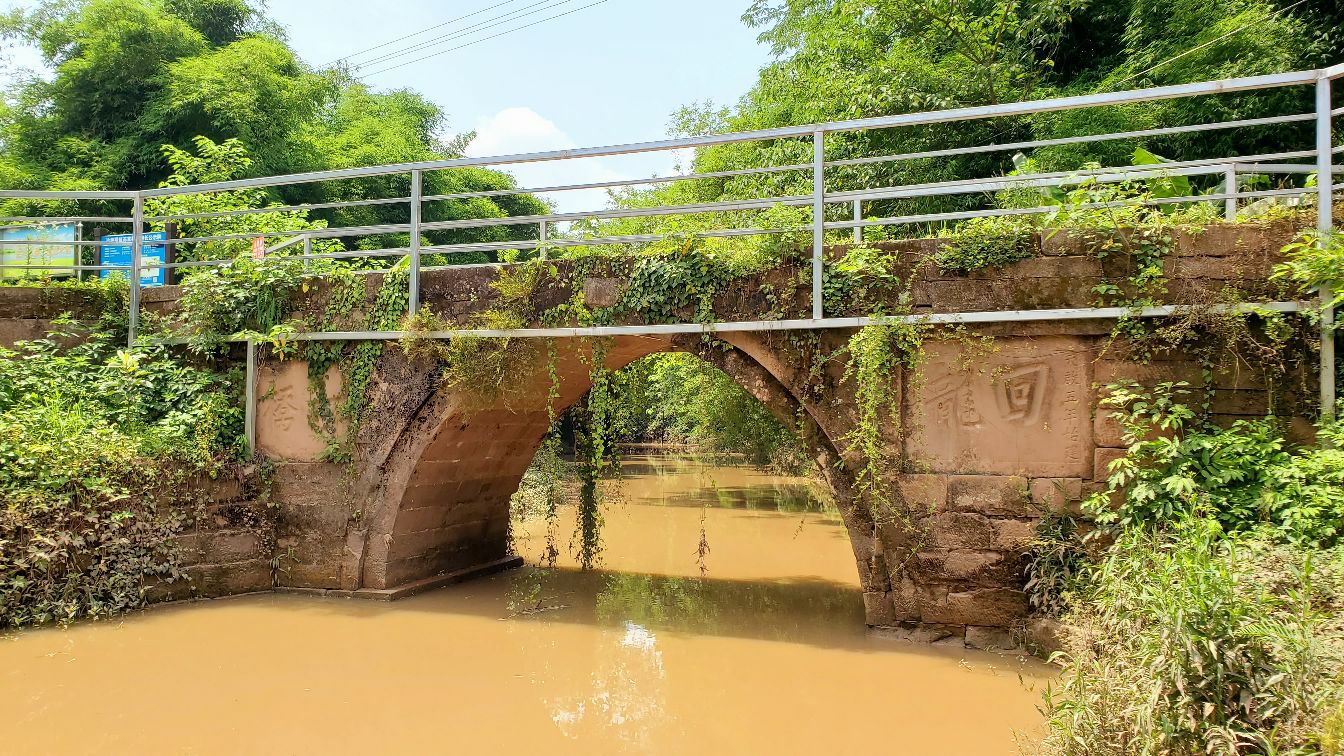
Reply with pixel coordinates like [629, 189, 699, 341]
[1, 63, 1341, 437]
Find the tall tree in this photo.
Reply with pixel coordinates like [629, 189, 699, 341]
[0, 0, 545, 254]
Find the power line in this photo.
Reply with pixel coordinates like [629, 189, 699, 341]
[352, 0, 571, 71]
[361, 0, 611, 78]
[350, 0, 565, 70]
[323, 0, 528, 67]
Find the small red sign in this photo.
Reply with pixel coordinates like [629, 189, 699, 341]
[251, 236, 265, 260]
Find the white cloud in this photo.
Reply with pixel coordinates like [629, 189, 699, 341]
[467, 107, 577, 157]
[465, 107, 675, 215]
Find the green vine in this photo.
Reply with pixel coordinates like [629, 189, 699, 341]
[841, 320, 927, 558]
[571, 338, 617, 570]
[297, 265, 409, 462]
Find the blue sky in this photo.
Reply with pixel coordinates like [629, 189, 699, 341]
[269, 0, 770, 207]
[3, 0, 771, 209]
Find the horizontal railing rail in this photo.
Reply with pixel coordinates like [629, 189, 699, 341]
[2, 63, 1333, 451]
[1, 63, 1340, 444]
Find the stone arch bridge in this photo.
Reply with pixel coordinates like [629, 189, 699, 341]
[5, 222, 1306, 646]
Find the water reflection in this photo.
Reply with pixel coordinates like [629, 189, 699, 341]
[0, 451, 1054, 755]
[549, 621, 668, 749]
[617, 453, 828, 513]
[506, 567, 864, 648]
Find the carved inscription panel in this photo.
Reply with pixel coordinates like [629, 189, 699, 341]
[906, 336, 1093, 477]
[257, 361, 344, 462]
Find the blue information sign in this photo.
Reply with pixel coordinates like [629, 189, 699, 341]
[100, 232, 168, 287]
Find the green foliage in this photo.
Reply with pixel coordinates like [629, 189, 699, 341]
[1325, 697, 1344, 754]
[609, 352, 811, 472]
[1, 1, 545, 252]
[0, 326, 241, 627]
[1042, 519, 1344, 755]
[150, 138, 346, 353]
[821, 244, 908, 313]
[571, 341, 617, 571]
[934, 215, 1038, 272]
[1086, 382, 1344, 547]
[176, 251, 314, 353]
[842, 321, 925, 523]
[0, 274, 130, 337]
[615, 238, 735, 324]
[401, 264, 543, 407]
[335, 266, 408, 436]
[1025, 512, 1090, 617]
[145, 136, 342, 263]
[1277, 230, 1344, 309]
[625, 1, 1337, 259]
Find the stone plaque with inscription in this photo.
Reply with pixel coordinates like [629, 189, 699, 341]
[906, 336, 1093, 477]
[256, 361, 344, 461]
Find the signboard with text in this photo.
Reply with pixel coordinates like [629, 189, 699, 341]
[100, 232, 168, 287]
[0, 223, 77, 279]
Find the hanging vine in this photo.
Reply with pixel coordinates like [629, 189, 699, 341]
[571, 338, 617, 570]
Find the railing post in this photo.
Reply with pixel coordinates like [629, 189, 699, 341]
[1224, 164, 1238, 221]
[540, 220, 548, 261]
[303, 234, 312, 272]
[812, 130, 825, 320]
[1317, 74, 1336, 419]
[128, 193, 143, 346]
[245, 339, 257, 457]
[853, 199, 863, 244]
[408, 169, 423, 314]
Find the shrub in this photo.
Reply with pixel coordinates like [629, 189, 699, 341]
[0, 328, 241, 627]
[1087, 382, 1344, 548]
[1024, 513, 1090, 617]
[934, 215, 1038, 272]
[1042, 519, 1344, 755]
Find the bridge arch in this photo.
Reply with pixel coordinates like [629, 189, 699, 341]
[335, 332, 882, 599]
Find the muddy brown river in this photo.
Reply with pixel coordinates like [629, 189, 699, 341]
[0, 453, 1054, 754]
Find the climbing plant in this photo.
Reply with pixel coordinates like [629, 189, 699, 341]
[176, 251, 318, 353]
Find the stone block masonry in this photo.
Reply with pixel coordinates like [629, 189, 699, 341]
[0, 221, 1315, 647]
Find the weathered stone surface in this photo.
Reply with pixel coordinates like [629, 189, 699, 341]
[863, 591, 896, 626]
[948, 475, 1031, 516]
[256, 362, 343, 462]
[965, 625, 1019, 651]
[871, 623, 964, 644]
[993, 519, 1039, 550]
[1028, 478, 1084, 516]
[923, 587, 1029, 627]
[896, 474, 947, 513]
[923, 512, 997, 550]
[1019, 616, 1069, 658]
[951, 255, 1101, 280]
[1094, 447, 1127, 478]
[185, 559, 273, 598]
[907, 336, 1094, 477]
[203, 530, 264, 564]
[889, 578, 924, 623]
[1093, 408, 1126, 449]
[583, 277, 626, 308]
[0, 318, 55, 347]
[912, 548, 1021, 587]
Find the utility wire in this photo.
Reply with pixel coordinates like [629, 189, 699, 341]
[1113, 0, 1307, 86]
[323, 0, 527, 67]
[352, 0, 570, 71]
[361, 0, 611, 78]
